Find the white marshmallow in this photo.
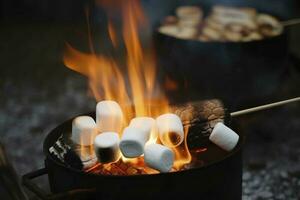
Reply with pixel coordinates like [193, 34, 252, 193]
[119, 127, 149, 158]
[71, 116, 97, 146]
[209, 123, 239, 151]
[129, 117, 158, 142]
[159, 25, 179, 37]
[96, 100, 123, 133]
[144, 143, 174, 172]
[156, 113, 184, 148]
[176, 6, 202, 21]
[94, 132, 121, 163]
[176, 27, 198, 39]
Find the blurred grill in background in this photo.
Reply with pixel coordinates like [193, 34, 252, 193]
[0, 0, 300, 200]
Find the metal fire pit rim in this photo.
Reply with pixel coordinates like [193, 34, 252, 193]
[43, 111, 244, 178]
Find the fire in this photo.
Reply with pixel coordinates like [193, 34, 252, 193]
[63, 0, 191, 172]
[173, 125, 192, 170]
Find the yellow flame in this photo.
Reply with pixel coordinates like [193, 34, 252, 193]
[63, 0, 191, 170]
[108, 22, 118, 47]
[173, 125, 192, 170]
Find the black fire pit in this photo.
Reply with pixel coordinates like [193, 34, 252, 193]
[22, 103, 244, 200]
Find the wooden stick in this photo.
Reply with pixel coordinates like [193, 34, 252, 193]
[231, 97, 300, 117]
[281, 18, 300, 27]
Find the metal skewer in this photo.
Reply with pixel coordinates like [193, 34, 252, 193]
[231, 97, 300, 117]
[281, 18, 300, 27]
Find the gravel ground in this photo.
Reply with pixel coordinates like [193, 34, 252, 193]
[1, 75, 299, 200]
[0, 23, 299, 200]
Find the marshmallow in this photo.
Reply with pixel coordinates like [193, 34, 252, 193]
[71, 116, 97, 146]
[176, 6, 202, 28]
[129, 117, 158, 142]
[159, 25, 179, 37]
[241, 32, 262, 42]
[202, 27, 222, 41]
[144, 143, 174, 173]
[209, 123, 239, 151]
[156, 113, 184, 148]
[176, 27, 198, 39]
[96, 100, 123, 133]
[257, 14, 283, 37]
[178, 19, 200, 28]
[119, 127, 149, 158]
[94, 132, 121, 163]
[176, 6, 202, 21]
[212, 5, 256, 20]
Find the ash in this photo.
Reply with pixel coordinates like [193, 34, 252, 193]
[0, 24, 300, 200]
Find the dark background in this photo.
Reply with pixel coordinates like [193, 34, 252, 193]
[0, 0, 300, 200]
[1, 0, 300, 21]
[1, 0, 300, 87]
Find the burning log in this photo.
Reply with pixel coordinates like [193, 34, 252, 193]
[171, 99, 227, 149]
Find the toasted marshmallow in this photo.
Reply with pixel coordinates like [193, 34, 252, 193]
[94, 132, 121, 163]
[156, 113, 184, 148]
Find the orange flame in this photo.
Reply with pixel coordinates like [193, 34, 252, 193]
[173, 125, 192, 170]
[63, 0, 191, 171]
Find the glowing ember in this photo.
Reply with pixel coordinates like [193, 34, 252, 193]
[63, 0, 192, 173]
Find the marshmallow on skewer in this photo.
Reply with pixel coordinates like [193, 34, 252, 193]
[129, 117, 158, 142]
[96, 100, 123, 133]
[94, 132, 121, 163]
[71, 116, 97, 146]
[144, 143, 174, 173]
[156, 113, 184, 148]
[209, 122, 239, 151]
[119, 127, 149, 158]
